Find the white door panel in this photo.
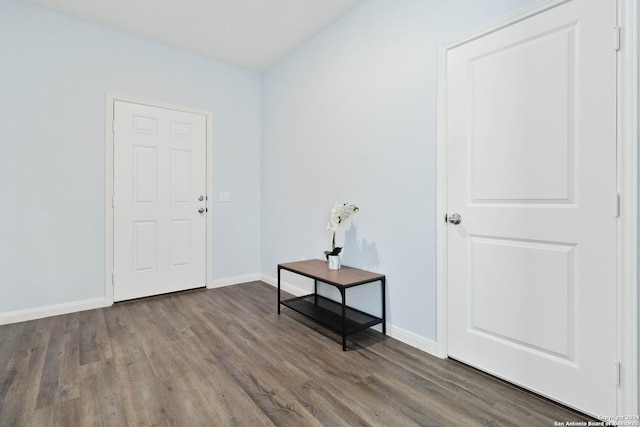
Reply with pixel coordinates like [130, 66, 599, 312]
[446, 0, 616, 416]
[470, 26, 573, 202]
[113, 101, 207, 301]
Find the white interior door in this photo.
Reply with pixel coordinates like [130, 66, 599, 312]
[445, 0, 617, 416]
[113, 100, 207, 302]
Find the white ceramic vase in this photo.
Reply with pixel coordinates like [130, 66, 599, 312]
[327, 255, 341, 270]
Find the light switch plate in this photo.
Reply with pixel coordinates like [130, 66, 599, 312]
[219, 191, 231, 202]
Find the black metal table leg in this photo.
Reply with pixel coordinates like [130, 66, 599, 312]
[381, 277, 386, 335]
[314, 279, 318, 305]
[277, 266, 281, 314]
[340, 288, 347, 351]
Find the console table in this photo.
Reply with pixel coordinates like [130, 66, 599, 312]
[277, 259, 386, 351]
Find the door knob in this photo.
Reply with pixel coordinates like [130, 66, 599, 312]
[198, 195, 205, 201]
[448, 213, 462, 225]
[198, 208, 205, 214]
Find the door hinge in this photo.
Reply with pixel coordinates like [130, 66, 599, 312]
[112, 196, 115, 208]
[112, 120, 116, 132]
[111, 273, 115, 285]
[616, 193, 621, 218]
[613, 26, 621, 51]
[614, 360, 621, 386]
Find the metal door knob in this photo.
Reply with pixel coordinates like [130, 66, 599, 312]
[448, 213, 462, 225]
[198, 195, 205, 201]
[198, 208, 205, 214]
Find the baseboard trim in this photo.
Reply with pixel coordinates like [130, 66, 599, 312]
[261, 273, 438, 357]
[1, 278, 440, 357]
[0, 297, 108, 325]
[388, 325, 438, 357]
[208, 273, 261, 289]
[0, 275, 263, 325]
[260, 273, 309, 296]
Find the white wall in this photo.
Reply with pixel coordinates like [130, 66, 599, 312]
[0, 0, 262, 314]
[261, 0, 538, 344]
[2, 0, 632, 356]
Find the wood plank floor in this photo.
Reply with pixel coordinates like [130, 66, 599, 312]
[0, 281, 592, 426]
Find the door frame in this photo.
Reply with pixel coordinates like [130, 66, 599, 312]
[435, 0, 638, 415]
[104, 93, 214, 305]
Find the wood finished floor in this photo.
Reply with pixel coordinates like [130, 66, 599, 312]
[0, 281, 591, 426]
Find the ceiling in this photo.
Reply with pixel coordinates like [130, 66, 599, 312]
[24, 0, 365, 70]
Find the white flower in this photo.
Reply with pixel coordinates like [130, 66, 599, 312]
[339, 204, 359, 217]
[327, 214, 341, 231]
[325, 203, 359, 257]
[326, 203, 358, 231]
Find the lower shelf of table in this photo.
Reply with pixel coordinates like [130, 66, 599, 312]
[280, 294, 382, 336]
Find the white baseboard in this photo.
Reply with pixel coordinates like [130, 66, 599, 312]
[1, 277, 440, 358]
[260, 273, 309, 296]
[0, 275, 260, 325]
[208, 273, 261, 289]
[388, 324, 438, 357]
[0, 297, 108, 325]
[261, 273, 439, 357]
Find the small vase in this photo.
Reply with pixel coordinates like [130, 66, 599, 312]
[328, 255, 341, 270]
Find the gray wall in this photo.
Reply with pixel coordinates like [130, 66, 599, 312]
[261, 0, 538, 342]
[0, 0, 262, 313]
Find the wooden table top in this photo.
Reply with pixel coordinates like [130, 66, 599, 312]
[278, 259, 384, 288]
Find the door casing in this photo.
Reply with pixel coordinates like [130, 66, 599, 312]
[105, 93, 214, 304]
[435, 0, 638, 416]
